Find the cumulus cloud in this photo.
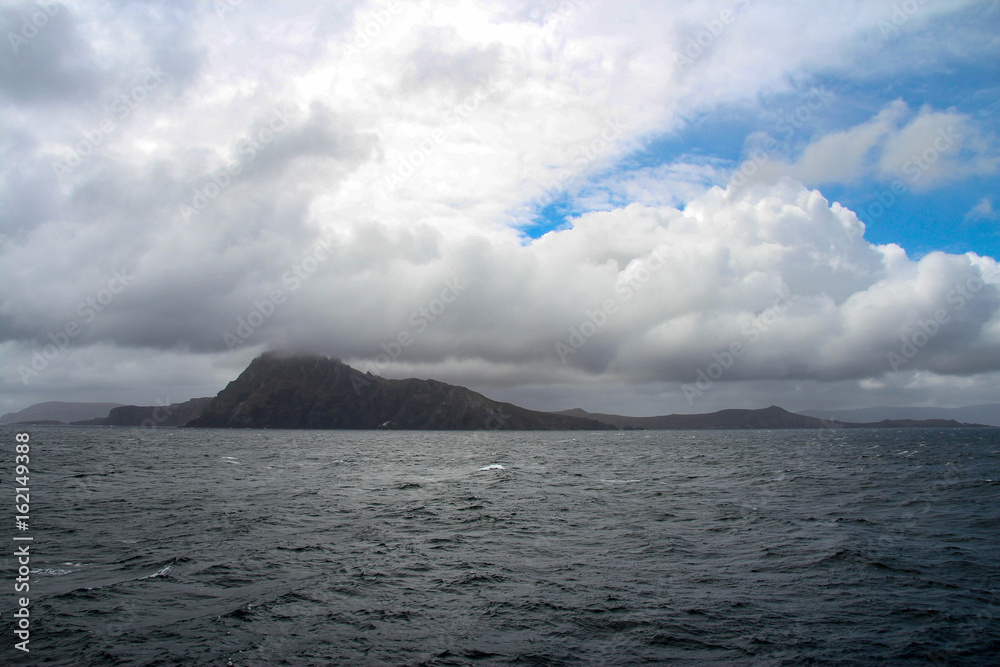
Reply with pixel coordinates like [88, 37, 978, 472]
[6, 177, 998, 393]
[0, 0, 997, 415]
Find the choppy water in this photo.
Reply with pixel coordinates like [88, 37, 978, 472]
[2, 426, 999, 665]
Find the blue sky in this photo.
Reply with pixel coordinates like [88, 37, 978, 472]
[529, 36, 1000, 260]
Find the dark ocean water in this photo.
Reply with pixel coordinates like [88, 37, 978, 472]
[2, 425, 999, 666]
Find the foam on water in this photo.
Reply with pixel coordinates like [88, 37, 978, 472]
[137, 564, 173, 581]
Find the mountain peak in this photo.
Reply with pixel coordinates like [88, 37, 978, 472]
[254, 350, 340, 365]
[189, 353, 612, 430]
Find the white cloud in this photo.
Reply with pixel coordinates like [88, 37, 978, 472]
[7, 177, 999, 388]
[584, 157, 728, 210]
[1, 0, 998, 415]
[878, 107, 999, 190]
[965, 197, 997, 222]
[781, 101, 908, 185]
[757, 102, 998, 191]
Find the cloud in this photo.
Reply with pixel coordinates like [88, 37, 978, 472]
[758, 102, 998, 191]
[877, 106, 999, 190]
[0, 2, 103, 104]
[6, 177, 998, 390]
[1, 0, 998, 416]
[779, 101, 908, 185]
[965, 197, 997, 223]
[576, 157, 729, 211]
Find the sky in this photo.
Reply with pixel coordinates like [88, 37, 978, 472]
[1, 0, 999, 418]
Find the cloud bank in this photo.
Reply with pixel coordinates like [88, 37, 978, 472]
[1, 0, 998, 415]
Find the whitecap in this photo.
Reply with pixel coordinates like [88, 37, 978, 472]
[138, 564, 172, 580]
[31, 568, 74, 576]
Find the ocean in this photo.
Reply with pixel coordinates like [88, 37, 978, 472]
[2, 426, 999, 665]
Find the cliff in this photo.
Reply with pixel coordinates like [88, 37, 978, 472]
[73, 397, 214, 427]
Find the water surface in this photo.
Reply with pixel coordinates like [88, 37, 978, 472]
[3, 426, 998, 665]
